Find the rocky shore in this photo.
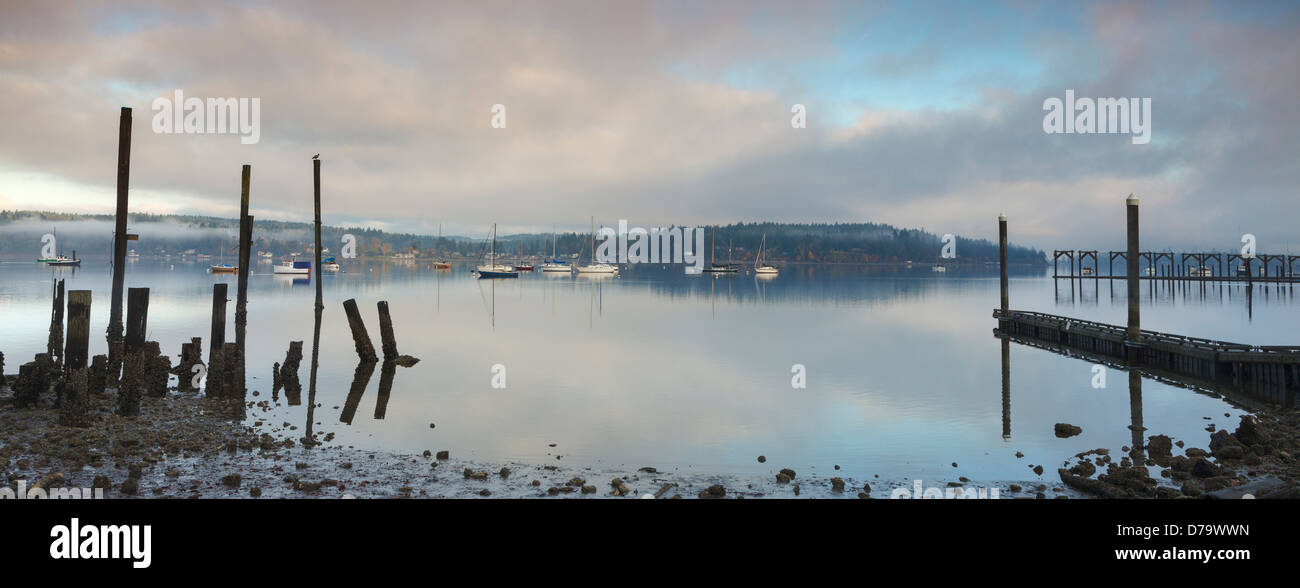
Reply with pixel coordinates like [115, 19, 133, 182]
[1055, 409, 1300, 499]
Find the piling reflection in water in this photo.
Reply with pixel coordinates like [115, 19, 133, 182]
[339, 361, 375, 425]
[1128, 369, 1145, 465]
[304, 306, 322, 446]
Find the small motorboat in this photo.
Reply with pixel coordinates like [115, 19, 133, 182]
[322, 256, 341, 272]
[46, 254, 81, 267]
[273, 259, 311, 275]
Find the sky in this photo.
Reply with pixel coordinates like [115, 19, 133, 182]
[0, 0, 1296, 251]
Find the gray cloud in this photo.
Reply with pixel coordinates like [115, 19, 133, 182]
[0, 0, 1295, 252]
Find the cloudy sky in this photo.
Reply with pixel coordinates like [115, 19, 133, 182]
[0, 0, 1296, 250]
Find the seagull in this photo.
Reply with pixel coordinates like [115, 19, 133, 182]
[312, 154, 319, 159]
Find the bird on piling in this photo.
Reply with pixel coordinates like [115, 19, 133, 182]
[312, 154, 320, 160]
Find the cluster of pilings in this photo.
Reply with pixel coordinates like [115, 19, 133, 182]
[1, 107, 427, 438]
[0, 108, 227, 425]
[1052, 248, 1300, 282]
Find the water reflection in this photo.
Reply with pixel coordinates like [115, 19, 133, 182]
[2, 259, 1294, 480]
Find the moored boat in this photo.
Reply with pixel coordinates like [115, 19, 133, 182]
[575, 217, 618, 274]
[477, 224, 519, 278]
[273, 259, 312, 274]
[753, 234, 778, 275]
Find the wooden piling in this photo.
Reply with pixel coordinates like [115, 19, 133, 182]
[343, 298, 377, 362]
[64, 290, 91, 373]
[235, 165, 252, 352]
[92, 351, 110, 393]
[1125, 194, 1141, 359]
[210, 283, 227, 365]
[125, 287, 149, 355]
[108, 106, 132, 376]
[58, 367, 90, 427]
[175, 337, 203, 393]
[117, 352, 141, 417]
[998, 214, 1009, 315]
[377, 301, 398, 360]
[15, 362, 39, 408]
[313, 157, 323, 311]
[48, 279, 65, 365]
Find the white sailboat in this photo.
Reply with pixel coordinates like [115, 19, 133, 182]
[576, 217, 618, 274]
[541, 224, 571, 273]
[753, 233, 778, 275]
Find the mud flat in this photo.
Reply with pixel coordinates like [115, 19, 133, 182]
[3, 382, 1294, 499]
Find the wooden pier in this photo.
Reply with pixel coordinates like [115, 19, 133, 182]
[998, 195, 1299, 408]
[994, 309, 1299, 406]
[1052, 248, 1300, 282]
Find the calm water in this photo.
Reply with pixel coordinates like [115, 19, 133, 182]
[2, 258, 1297, 482]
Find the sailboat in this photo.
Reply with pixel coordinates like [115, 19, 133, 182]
[576, 217, 618, 274]
[321, 256, 341, 272]
[432, 224, 452, 270]
[477, 224, 519, 278]
[513, 242, 534, 271]
[541, 224, 571, 273]
[753, 233, 778, 275]
[702, 227, 738, 273]
[209, 235, 238, 273]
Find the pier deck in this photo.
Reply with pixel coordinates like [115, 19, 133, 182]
[994, 309, 1299, 404]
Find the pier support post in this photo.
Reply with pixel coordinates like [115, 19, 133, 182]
[343, 298, 377, 362]
[378, 301, 398, 360]
[125, 287, 149, 355]
[210, 283, 227, 366]
[108, 107, 132, 385]
[1125, 194, 1141, 361]
[998, 213, 1009, 315]
[64, 290, 91, 374]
